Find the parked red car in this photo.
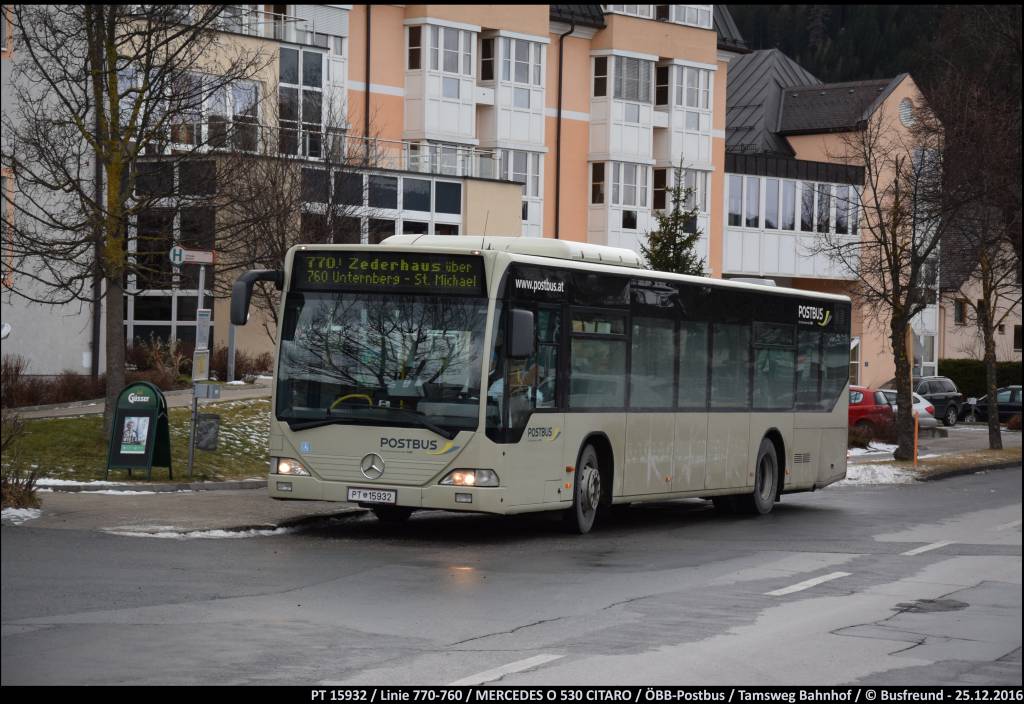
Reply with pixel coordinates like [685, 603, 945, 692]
[849, 385, 895, 440]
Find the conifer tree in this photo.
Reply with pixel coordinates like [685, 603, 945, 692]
[640, 163, 706, 276]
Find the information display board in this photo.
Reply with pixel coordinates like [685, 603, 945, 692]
[292, 251, 485, 296]
[106, 381, 172, 480]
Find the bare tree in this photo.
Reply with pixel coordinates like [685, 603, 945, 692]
[918, 5, 1022, 449]
[214, 96, 388, 341]
[814, 105, 968, 460]
[1, 5, 269, 431]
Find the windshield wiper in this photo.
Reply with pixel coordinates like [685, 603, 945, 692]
[384, 408, 457, 440]
[286, 408, 458, 439]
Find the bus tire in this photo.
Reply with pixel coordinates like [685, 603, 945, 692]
[563, 445, 602, 534]
[373, 506, 414, 523]
[737, 438, 779, 515]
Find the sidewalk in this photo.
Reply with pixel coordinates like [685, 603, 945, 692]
[15, 379, 274, 420]
[850, 423, 1021, 462]
[25, 488, 364, 534]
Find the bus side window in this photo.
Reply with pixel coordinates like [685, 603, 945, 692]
[535, 307, 560, 409]
[796, 329, 822, 409]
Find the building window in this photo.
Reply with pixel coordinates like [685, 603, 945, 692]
[816, 183, 831, 233]
[622, 209, 637, 229]
[835, 185, 849, 235]
[764, 178, 779, 230]
[591, 163, 605, 204]
[593, 56, 607, 97]
[407, 26, 421, 70]
[848, 337, 860, 385]
[614, 56, 652, 103]
[434, 181, 462, 214]
[368, 175, 398, 209]
[481, 37, 494, 81]
[501, 38, 542, 87]
[1014, 325, 1022, 351]
[744, 176, 759, 228]
[653, 168, 667, 210]
[677, 66, 711, 110]
[953, 300, 967, 325]
[612, 162, 647, 208]
[728, 174, 742, 227]
[800, 182, 815, 232]
[681, 169, 708, 212]
[655, 65, 669, 106]
[604, 5, 712, 29]
[498, 150, 542, 225]
[403, 178, 431, 212]
[279, 47, 324, 158]
[781, 181, 796, 230]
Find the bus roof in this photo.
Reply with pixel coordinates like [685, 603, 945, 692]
[377, 235, 850, 304]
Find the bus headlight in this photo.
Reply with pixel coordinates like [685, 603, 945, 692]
[440, 469, 499, 487]
[275, 458, 310, 476]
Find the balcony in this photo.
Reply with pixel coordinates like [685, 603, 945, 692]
[217, 6, 336, 49]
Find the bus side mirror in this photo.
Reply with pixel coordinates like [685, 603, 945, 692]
[231, 270, 284, 325]
[508, 308, 535, 358]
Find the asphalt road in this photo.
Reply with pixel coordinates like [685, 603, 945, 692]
[2, 467, 1021, 686]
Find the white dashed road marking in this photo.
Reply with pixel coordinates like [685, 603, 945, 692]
[901, 540, 955, 556]
[765, 571, 851, 596]
[995, 520, 1022, 531]
[449, 654, 564, 685]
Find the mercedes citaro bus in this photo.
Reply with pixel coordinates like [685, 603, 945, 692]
[231, 236, 850, 534]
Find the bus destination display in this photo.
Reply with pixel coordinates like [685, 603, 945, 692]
[293, 251, 485, 296]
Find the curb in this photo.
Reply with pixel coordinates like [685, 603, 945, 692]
[44, 480, 268, 493]
[916, 460, 1022, 482]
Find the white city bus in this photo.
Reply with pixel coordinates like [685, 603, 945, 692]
[231, 236, 851, 534]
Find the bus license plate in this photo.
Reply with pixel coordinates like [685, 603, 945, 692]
[348, 487, 397, 505]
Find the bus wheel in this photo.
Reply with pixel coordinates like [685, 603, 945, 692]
[564, 445, 602, 534]
[373, 506, 413, 523]
[738, 438, 779, 515]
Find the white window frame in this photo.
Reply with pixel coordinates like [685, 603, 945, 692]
[614, 55, 653, 104]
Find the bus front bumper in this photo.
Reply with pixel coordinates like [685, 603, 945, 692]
[268, 474, 509, 513]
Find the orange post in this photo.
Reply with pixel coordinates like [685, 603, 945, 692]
[913, 411, 919, 467]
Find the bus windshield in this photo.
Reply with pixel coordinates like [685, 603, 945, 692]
[276, 292, 489, 434]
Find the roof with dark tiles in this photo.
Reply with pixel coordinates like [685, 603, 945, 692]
[726, 49, 821, 155]
[778, 75, 908, 135]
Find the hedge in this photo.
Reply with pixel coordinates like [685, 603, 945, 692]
[938, 358, 1022, 398]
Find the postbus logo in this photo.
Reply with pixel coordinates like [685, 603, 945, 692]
[798, 305, 832, 327]
[127, 392, 151, 404]
[526, 426, 561, 442]
[379, 437, 460, 455]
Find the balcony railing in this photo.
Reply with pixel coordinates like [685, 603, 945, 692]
[217, 6, 337, 49]
[148, 121, 507, 181]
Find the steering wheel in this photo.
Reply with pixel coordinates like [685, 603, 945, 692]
[329, 393, 374, 410]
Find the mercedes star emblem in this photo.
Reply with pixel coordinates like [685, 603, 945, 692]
[360, 453, 386, 480]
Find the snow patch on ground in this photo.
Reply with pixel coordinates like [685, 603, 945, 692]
[226, 380, 246, 385]
[102, 524, 295, 539]
[847, 443, 899, 457]
[36, 478, 126, 486]
[2, 508, 42, 525]
[833, 463, 918, 486]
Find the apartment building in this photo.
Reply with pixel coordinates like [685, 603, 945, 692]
[2, 4, 745, 372]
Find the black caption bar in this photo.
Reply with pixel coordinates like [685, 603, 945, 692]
[305, 687, 1023, 703]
